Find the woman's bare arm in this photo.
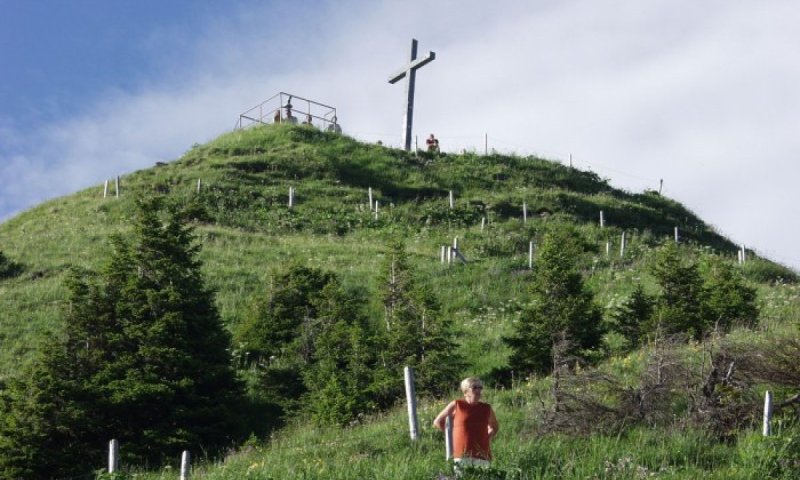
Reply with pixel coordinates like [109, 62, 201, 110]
[433, 401, 457, 431]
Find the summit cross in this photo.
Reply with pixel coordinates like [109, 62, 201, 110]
[388, 38, 436, 151]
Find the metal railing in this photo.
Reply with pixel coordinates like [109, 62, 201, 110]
[235, 92, 339, 132]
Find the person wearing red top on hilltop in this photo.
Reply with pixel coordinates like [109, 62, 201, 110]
[433, 377, 499, 474]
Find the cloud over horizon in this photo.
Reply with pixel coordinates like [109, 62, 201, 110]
[2, 0, 798, 269]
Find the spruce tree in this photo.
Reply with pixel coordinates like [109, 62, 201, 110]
[0, 198, 244, 477]
[700, 255, 759, 331]
[650, 243, 705, 338]
[505, 226, 603, 376]
[377, 241, 462, 401]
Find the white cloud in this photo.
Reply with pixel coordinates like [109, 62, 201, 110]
[2, 0, 799, 269]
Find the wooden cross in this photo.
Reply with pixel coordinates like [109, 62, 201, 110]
[388, 38, 436, 151]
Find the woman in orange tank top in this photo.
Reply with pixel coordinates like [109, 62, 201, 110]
[433, 377, 499, 470]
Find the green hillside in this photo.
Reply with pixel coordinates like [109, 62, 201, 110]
[1, 124, 798, 479]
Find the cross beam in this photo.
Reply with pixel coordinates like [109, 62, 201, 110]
[388, 39, 436, 151]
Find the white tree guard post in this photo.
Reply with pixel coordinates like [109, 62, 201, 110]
[374, 200, 379, 220]
[368, 187, 373, 211]
[445, 415, 454, 460]
[447, 246, 452, 265]
[741, 245, 747, 264]
[109, 439, 119, 473]
[620, 232, 626, 257]
[674, 226, 679, 243]
[196, 179, 202, 194]
[404, 366, 419, 441]
[181, 450, 191, 480]
[606, 241, 610, 257]
[738, 250, 743, 265]
[481, 216, 486, 233]
[763, 391, 773, 436]
[599, 210, 605, 228]
[115, 176, 120, 198]
[103, 179, 109, 198]
[523, 202, 528, 224]
[449, 190, 454, 209]
[529, 241, 534, 269]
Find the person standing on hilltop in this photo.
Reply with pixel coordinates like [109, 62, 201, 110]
[433, 377, 499, 474]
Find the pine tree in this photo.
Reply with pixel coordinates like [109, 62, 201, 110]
[377, 241, 462, 401]
[650, 243, 705, 338]
[303, 281, 377, 425]
[612, 283, 654, 347]
[700, 255, 759, 331]
[505, 226, 603, 376]
[0, 198, 245, 477]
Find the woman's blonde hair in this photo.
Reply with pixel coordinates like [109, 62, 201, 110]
[460, 377, 483, 393]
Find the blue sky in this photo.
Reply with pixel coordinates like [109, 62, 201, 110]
[2, 0, 799, 270]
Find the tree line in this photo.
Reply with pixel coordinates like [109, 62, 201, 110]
[0, 198, 760, 478]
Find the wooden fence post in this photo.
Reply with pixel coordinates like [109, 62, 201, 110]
[763, 391, 773, 436]
[109, 439, 119, 473]
[181, 450, 191, 480]
[404, 366, 419, 441]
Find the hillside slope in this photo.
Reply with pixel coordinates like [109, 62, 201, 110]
[0, 124, 792, 377]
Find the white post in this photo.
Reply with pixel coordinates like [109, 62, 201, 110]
[523, 202, 528, 224]
[445, 415, 454, 460]
[109, 439, 119, 473]
[484, 132, 488, 155]
[447, 246, 452, 264]
[620, 232, 626, 257]
[569, 153, 573, 168]
[741, 244, 747, 264]
[453, 237, 458, 251]
[440, 246, 446, 264]
[288, 187, 294, 208]
[738, 250, 743, 265]
[449, 190, 454, 209]
[115, 176, 120, 198]
[181, 450, 191, 480]
[103, 179, 109, 198]
[374, 201, 379, 220]
[674, 226, 679, 243]
[606, 241, 610, 257]
[599, 210, 605, 228]
[529, 241, 534, 269]
[763, 391, 773, 436]
[481, 216, 486, 233]
[196, 179, 202, 194]
[368, 187, 373, 211]
[404, 366, 419, 441]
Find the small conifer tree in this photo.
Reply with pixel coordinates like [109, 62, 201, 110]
[505, 226, 603, 376]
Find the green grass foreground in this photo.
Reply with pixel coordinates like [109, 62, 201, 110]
[126, 396, 799, 480]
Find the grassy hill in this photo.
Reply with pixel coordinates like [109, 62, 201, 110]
[1, 124, 798, 478]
